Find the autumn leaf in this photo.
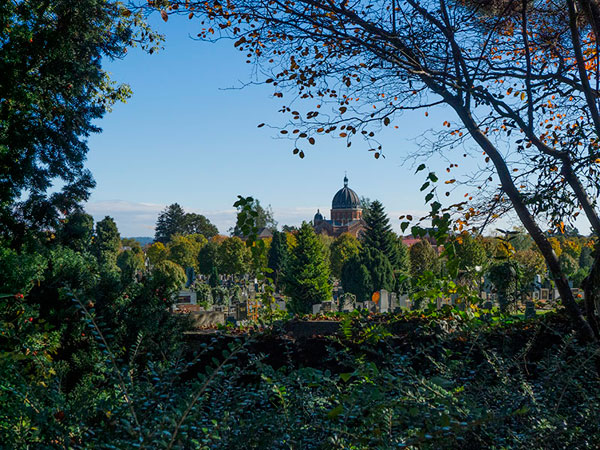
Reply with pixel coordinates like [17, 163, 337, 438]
[160, 10, 168, 22]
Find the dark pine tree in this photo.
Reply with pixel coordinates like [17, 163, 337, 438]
[154, 203, 186, 244]
[362, 200, 400, 268]
[283, 222, 332, 314]
[267, 229, 288, 291]
[361, 247, 395, 292]
[209, 265, 220, 288]
[341, 255, 372, 303]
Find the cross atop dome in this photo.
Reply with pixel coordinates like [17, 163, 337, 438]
[344, 174, 348, 187]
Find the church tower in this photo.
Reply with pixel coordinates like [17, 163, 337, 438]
[330, 175, 362, 225]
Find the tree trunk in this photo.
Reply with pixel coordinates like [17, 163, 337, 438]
[450, 102, 597, 341]
[583, 245, 600, 338]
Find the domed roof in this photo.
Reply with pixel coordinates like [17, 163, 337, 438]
[332, 176, 361, 210]
[314, 209, 324, 222]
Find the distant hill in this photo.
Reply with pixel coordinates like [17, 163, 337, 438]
[127, 237, 154, 247]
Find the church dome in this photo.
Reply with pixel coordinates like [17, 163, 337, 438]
[314, 209, 324, 222]
[332, 176, 361, 209]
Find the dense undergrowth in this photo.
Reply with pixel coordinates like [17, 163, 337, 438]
[2, 290, 599, 449]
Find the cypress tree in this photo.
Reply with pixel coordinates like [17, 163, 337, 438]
[267, 230, 289, 290]
[209, 265, 220, 288]
[283, 222, 332, 314]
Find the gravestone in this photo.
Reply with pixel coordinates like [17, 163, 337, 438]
[390, 293, 398, 311]
[341, 296, 355, 312]
[397, 294, 409, 310]
[321, 301, 334, 312]
[525, 300, 536, 319]
[312, 303, 322, 315]
[379, 289, 390, 313]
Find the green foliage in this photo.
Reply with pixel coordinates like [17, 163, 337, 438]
[451, 233, 487, 272]
[209, 265, 220, 288]
[167, 234, 201, 270]
[341, 255, 372, 302]
[488, 261, 521, 312]
[219, 237, 250, 275]
[116, 249, 144, 284]
[579, 245, 595, 270]
[0, 247, 46, 295]
[0, 0, 159, 238]
[362, 200, 403, 270]
[146, 241, 168, 266]
[194, 282, 213, 308]
[330, 232, 360, 279]
[93, 216, 120, 267]
[212, 286, 230, 306]
[198, 240, 220, 275]
[155, 204, 218, 244]
[409, 240, 440, 277]
[231, 197, 277, 237]
[283, 222, 332, 314]
[154, 203, 186, 244]
[151, 260, 186, 294]
[361, 247, 395, 292]
[58, 211, 95, 252]
[267, 230, 289, 289]
[183, 213, 218, 238]
[559, 252, 579, 279]
[514, 248, 547, 287]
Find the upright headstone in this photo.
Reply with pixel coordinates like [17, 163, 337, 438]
[525, 300, 536, 319]
[312, 303, 322, 315]
[379, 289, 390, 313]
[390, 293, 398, 311]
[397, 294, 410, 310]
[341, 296, 355, 312]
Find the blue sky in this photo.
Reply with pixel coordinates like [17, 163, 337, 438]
[83, 14, 505, 237]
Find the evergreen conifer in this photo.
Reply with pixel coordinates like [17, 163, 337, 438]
[362, 200, 401, 269]
[283, 222, 332, 314]
[267, 230, 289, 290]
